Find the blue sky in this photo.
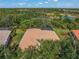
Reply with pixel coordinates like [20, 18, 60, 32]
[0, 0, 79, 8]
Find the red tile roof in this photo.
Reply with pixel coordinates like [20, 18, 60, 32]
[72, 30, 79, 40]
[19, 28, 60, 51]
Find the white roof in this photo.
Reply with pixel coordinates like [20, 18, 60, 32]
[0, 30, 11, 45]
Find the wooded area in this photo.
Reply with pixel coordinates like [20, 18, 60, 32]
[0, 8, 79, 59]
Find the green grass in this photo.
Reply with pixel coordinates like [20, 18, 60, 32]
[11, 29, 24, 45]
[53, 28, 70, 39]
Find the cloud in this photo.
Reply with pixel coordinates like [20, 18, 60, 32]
[48, 0, 59, 2]
[39, 2, 43, 4]
[45, 2, 49, 3]
[53, 0, 59, 2]
[39, 1, 49, 5]
[17, 2, 26, 6]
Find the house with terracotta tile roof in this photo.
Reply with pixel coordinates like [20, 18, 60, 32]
[71, 30, 79, 40]
[19, 28, 60, 51]
[0, 30, 11, 46]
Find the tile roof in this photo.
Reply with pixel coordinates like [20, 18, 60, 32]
[0, 30, 11, 45]
[72, 30, 79, 40]
[19, 28, 60, 50]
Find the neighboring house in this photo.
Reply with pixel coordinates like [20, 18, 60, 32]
[71, 30, 79, 40]
[0, 30, 11, 46]
[19, 28, 60, 51]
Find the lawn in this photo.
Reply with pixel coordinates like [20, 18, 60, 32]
[11, 29, 25, 46]
[53, 28, 70, 39]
